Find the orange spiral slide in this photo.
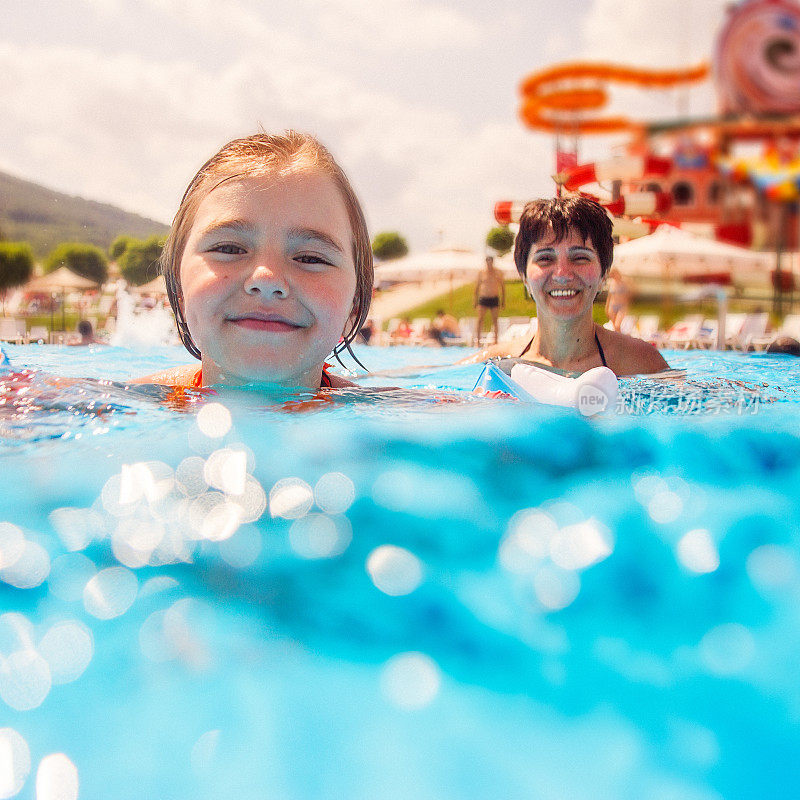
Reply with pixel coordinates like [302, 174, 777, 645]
[519, 62, 710, 133]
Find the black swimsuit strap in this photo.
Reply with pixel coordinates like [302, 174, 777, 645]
[595, 331, 608, 367]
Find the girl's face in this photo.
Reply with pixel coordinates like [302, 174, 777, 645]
[525, 227, 603, 322]
[179, 170, 357, 387]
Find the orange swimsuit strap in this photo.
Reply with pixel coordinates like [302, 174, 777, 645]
[189, 367, 332, 389]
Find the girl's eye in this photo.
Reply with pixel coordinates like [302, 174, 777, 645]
[210, 243, 246, 255]
[295, 254, 333, 268]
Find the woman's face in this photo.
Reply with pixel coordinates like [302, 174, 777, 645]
[179, 169, 357, 387]
[525, 227, 603, 322]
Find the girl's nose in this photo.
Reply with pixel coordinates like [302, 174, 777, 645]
[244, 260, 288, 298]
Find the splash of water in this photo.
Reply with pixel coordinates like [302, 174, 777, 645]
[109, 284, 180, 348]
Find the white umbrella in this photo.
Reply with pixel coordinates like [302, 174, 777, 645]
[131, 275, 168, 295]
[613, 225, 773, 286]
[374, 246, 518, 284]
[25, 267, 100, 331]
[25, 266, 100, 292]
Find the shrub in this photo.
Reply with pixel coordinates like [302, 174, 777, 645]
[372, 231, 409, 261]
[486, 226, 514, 256]
[45, 242, 108, 284]
[0, 242, 35, 293]
[118, 235, 164, 286]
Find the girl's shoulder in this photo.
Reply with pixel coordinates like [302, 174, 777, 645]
[131, 365, 201, 386]
[325, 371, 356, 388]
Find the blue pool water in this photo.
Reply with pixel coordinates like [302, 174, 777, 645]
[1, 343, 800, 799]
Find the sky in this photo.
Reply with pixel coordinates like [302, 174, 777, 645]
[1, 0, 733, 252]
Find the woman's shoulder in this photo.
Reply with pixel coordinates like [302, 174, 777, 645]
[131, 365, 201, 386]
[598, 327, 669, 375]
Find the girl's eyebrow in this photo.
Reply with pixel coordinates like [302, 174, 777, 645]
[287, 227, 346, 255]
[197, 218, 253, 238]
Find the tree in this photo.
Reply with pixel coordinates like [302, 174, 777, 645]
[45, 242, 108, 284]
[0, 242, 34, 314]
[118, 235, 164, 286]
[486, 226, 514, 256]
[372, 231, 409, 261]
[109, 234, 135, 261]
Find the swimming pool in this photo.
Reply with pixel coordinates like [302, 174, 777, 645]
[1, 343, 799, 799]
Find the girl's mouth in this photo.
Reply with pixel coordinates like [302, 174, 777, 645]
[228, 314, 305, 332]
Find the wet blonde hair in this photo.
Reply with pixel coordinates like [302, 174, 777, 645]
[161, 131, 373, 359]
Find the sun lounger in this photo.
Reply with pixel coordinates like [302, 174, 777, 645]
[459, 317, 477, 347]
[618, 315, 638, 336]
[28, 326, 49, 343]
[693, 318, 719, 349]
[664, 315, 704, 349]
[500, 317, 535, 344]
[778, 314, 800, 341]
[0, 317, 25, 343]
[634, 315, 662, 345]
[728, 312, 769, 351]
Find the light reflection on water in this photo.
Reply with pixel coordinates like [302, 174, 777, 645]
[0, 344, 799, 798]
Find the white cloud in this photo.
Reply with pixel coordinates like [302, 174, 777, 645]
[2, 0, 741, 252]
[312, 0, 481, 51]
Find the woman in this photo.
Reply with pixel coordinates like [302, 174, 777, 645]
[463, 196, 668, 376]
[604, 267, 631, 332]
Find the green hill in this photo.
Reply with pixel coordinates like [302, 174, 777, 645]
[0, 169, 169, 258]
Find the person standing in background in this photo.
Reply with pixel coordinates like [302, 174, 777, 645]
[604, 267, 631, 332]
[474, 256, 505, 346]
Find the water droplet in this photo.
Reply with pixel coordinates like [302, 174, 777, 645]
[0, 523, 25, 570]
[38, 621, 93, 685]
[196, 402, 232, 438]
[0, 541, 50, 589]
[0, 649, 52, 711]
[35, 753, 78, 800]
[677, 529, 719, 574]
[381, 652, 441, 710]
[533, 564, 580, 610]
[290, 514, 351, 559]
[313, 472, 355, 515]
[83, 567, 138, 620]
[367, 545, 423, 596]
[699, 623, 755, 676]
[0, 728, 30, 799]
[269, 478, 313, 520]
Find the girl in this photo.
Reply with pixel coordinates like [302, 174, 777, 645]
[139, 132, 373, 389]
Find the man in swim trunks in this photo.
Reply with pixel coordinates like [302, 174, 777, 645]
[474, 256, 505, 346]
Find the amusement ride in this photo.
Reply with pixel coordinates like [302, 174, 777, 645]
[496, 0, 800, 310]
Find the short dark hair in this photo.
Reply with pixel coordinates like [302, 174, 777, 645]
[513, 196, 613, 279]
[78, 320, 93, 336]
